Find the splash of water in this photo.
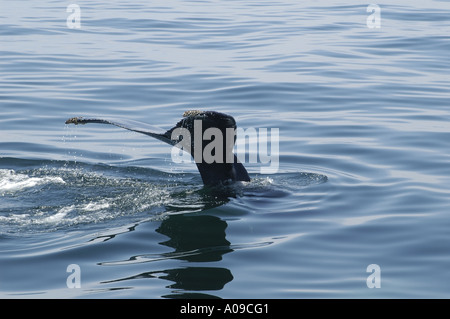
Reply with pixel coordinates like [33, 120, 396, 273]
[0, 169, 65, 194]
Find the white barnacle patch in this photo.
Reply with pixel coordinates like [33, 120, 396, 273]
[183, 110, 204, 117]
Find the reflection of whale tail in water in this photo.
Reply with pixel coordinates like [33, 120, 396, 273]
[157, 214, 233, 262]
[99, 213, 234, 298]
[66, 110, 250, 186]
[156, 214, 234, 297]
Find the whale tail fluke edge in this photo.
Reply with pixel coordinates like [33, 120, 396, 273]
[65, 111, 251, 186]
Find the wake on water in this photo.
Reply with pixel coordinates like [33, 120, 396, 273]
[0, 159, 327, 235]
[0, 162, 177, 234]
[0, 169, 65, 193]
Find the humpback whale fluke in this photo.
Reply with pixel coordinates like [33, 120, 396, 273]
[65, 111, 250, 186]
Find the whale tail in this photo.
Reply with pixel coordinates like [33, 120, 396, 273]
[65, 111, 250, 186]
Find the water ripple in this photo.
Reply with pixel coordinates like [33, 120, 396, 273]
[1, 0, 450, 298]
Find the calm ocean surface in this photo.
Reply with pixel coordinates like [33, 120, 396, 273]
[1, 0, 450, 298]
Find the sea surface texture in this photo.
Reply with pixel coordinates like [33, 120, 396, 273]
[1, 0, 450, 298]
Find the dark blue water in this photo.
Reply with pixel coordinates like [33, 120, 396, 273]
[1, 1, 450, 298]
